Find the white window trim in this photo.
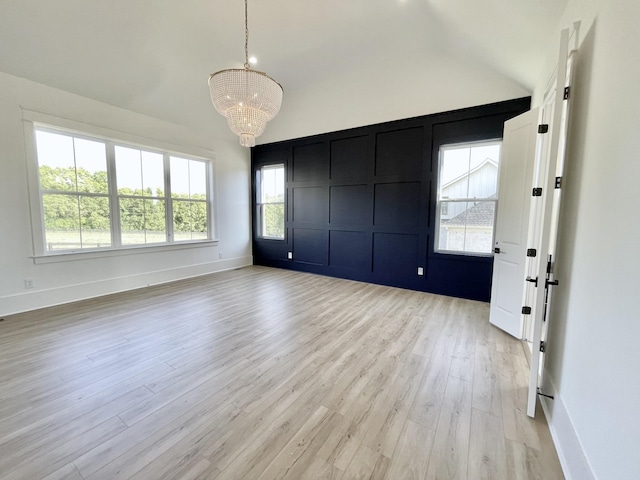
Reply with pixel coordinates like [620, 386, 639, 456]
[22, 109, 219, 262]
[434, 139, 501, 257]
[256, 163, 286, 241]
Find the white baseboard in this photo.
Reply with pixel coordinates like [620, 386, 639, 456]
[0, 256, 252, 316]
[540, 375, 597, 480]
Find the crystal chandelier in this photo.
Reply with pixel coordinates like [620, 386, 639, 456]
[209, 0, 283, 147]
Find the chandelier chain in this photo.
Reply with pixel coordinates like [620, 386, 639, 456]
[244, 0, 249, 69]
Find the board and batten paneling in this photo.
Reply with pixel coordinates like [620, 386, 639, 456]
[252, 98, 530, 301]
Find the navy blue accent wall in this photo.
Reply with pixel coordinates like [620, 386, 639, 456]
[251, 97, 530, 302]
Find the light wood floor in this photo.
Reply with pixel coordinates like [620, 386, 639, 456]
[0, 266, 564, 480]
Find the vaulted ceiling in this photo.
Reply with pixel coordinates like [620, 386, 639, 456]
[0, 0, 567, 144]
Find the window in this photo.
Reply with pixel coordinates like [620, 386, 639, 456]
[436, 140, 501, 255]
[115, 146, 167, 245]
[256, 164, 285, 239]
[34, 127, 213, 253]
[169, 156, 209, 242]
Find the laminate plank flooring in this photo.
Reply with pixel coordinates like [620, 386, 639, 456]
[0, 266, 564, 479]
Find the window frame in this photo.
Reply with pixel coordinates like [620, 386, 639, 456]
[114, 145, 169, 248]
[23, 114, 217, 262]
[435, 139, 502, 257]
[255, 163, 286, 241]
[168, 155, 212, 244]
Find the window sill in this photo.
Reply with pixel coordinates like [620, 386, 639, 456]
[32, 239, 219, 264]
[433, 250, 493, 259]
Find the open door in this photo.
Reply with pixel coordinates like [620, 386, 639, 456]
[489, 108, 540, 338]
[527, 25, 578, 417]
[488, 24, 577, 417]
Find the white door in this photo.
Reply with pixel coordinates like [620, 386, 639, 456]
[527, 26, 576, 417]
[489, 108, 541, 338]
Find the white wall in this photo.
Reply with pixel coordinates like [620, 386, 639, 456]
[0, 72, 252, 316]
[532, 1, 640, 478]
[259, 51, 531, 144]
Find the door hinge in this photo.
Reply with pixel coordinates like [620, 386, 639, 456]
[538, 124, 549, 134]
[564, 86, 570, 100]
[555, 177, 562, 189]
[522, 306, 532, 315]
[527, 248, 537, 257]
[526, 276, 538, 287]
[532, 187, 543, 197]
[539, 341, 546, 352]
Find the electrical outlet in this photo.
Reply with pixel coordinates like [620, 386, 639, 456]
[287, 251, 293, 260]
[24, 279, 34, 289]
[417, 267, 424, 276]
[219, 252, 223, 259]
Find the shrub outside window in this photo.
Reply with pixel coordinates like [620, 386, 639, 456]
[34, 127, 212, 253]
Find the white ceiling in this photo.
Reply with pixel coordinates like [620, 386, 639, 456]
[0, 0, 567, 143]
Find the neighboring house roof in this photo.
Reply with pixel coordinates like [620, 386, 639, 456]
[441, 157, 498, 191]
[442, 199, 496, 227]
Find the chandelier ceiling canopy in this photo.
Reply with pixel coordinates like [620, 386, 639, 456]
[208, 0, 283, 147]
